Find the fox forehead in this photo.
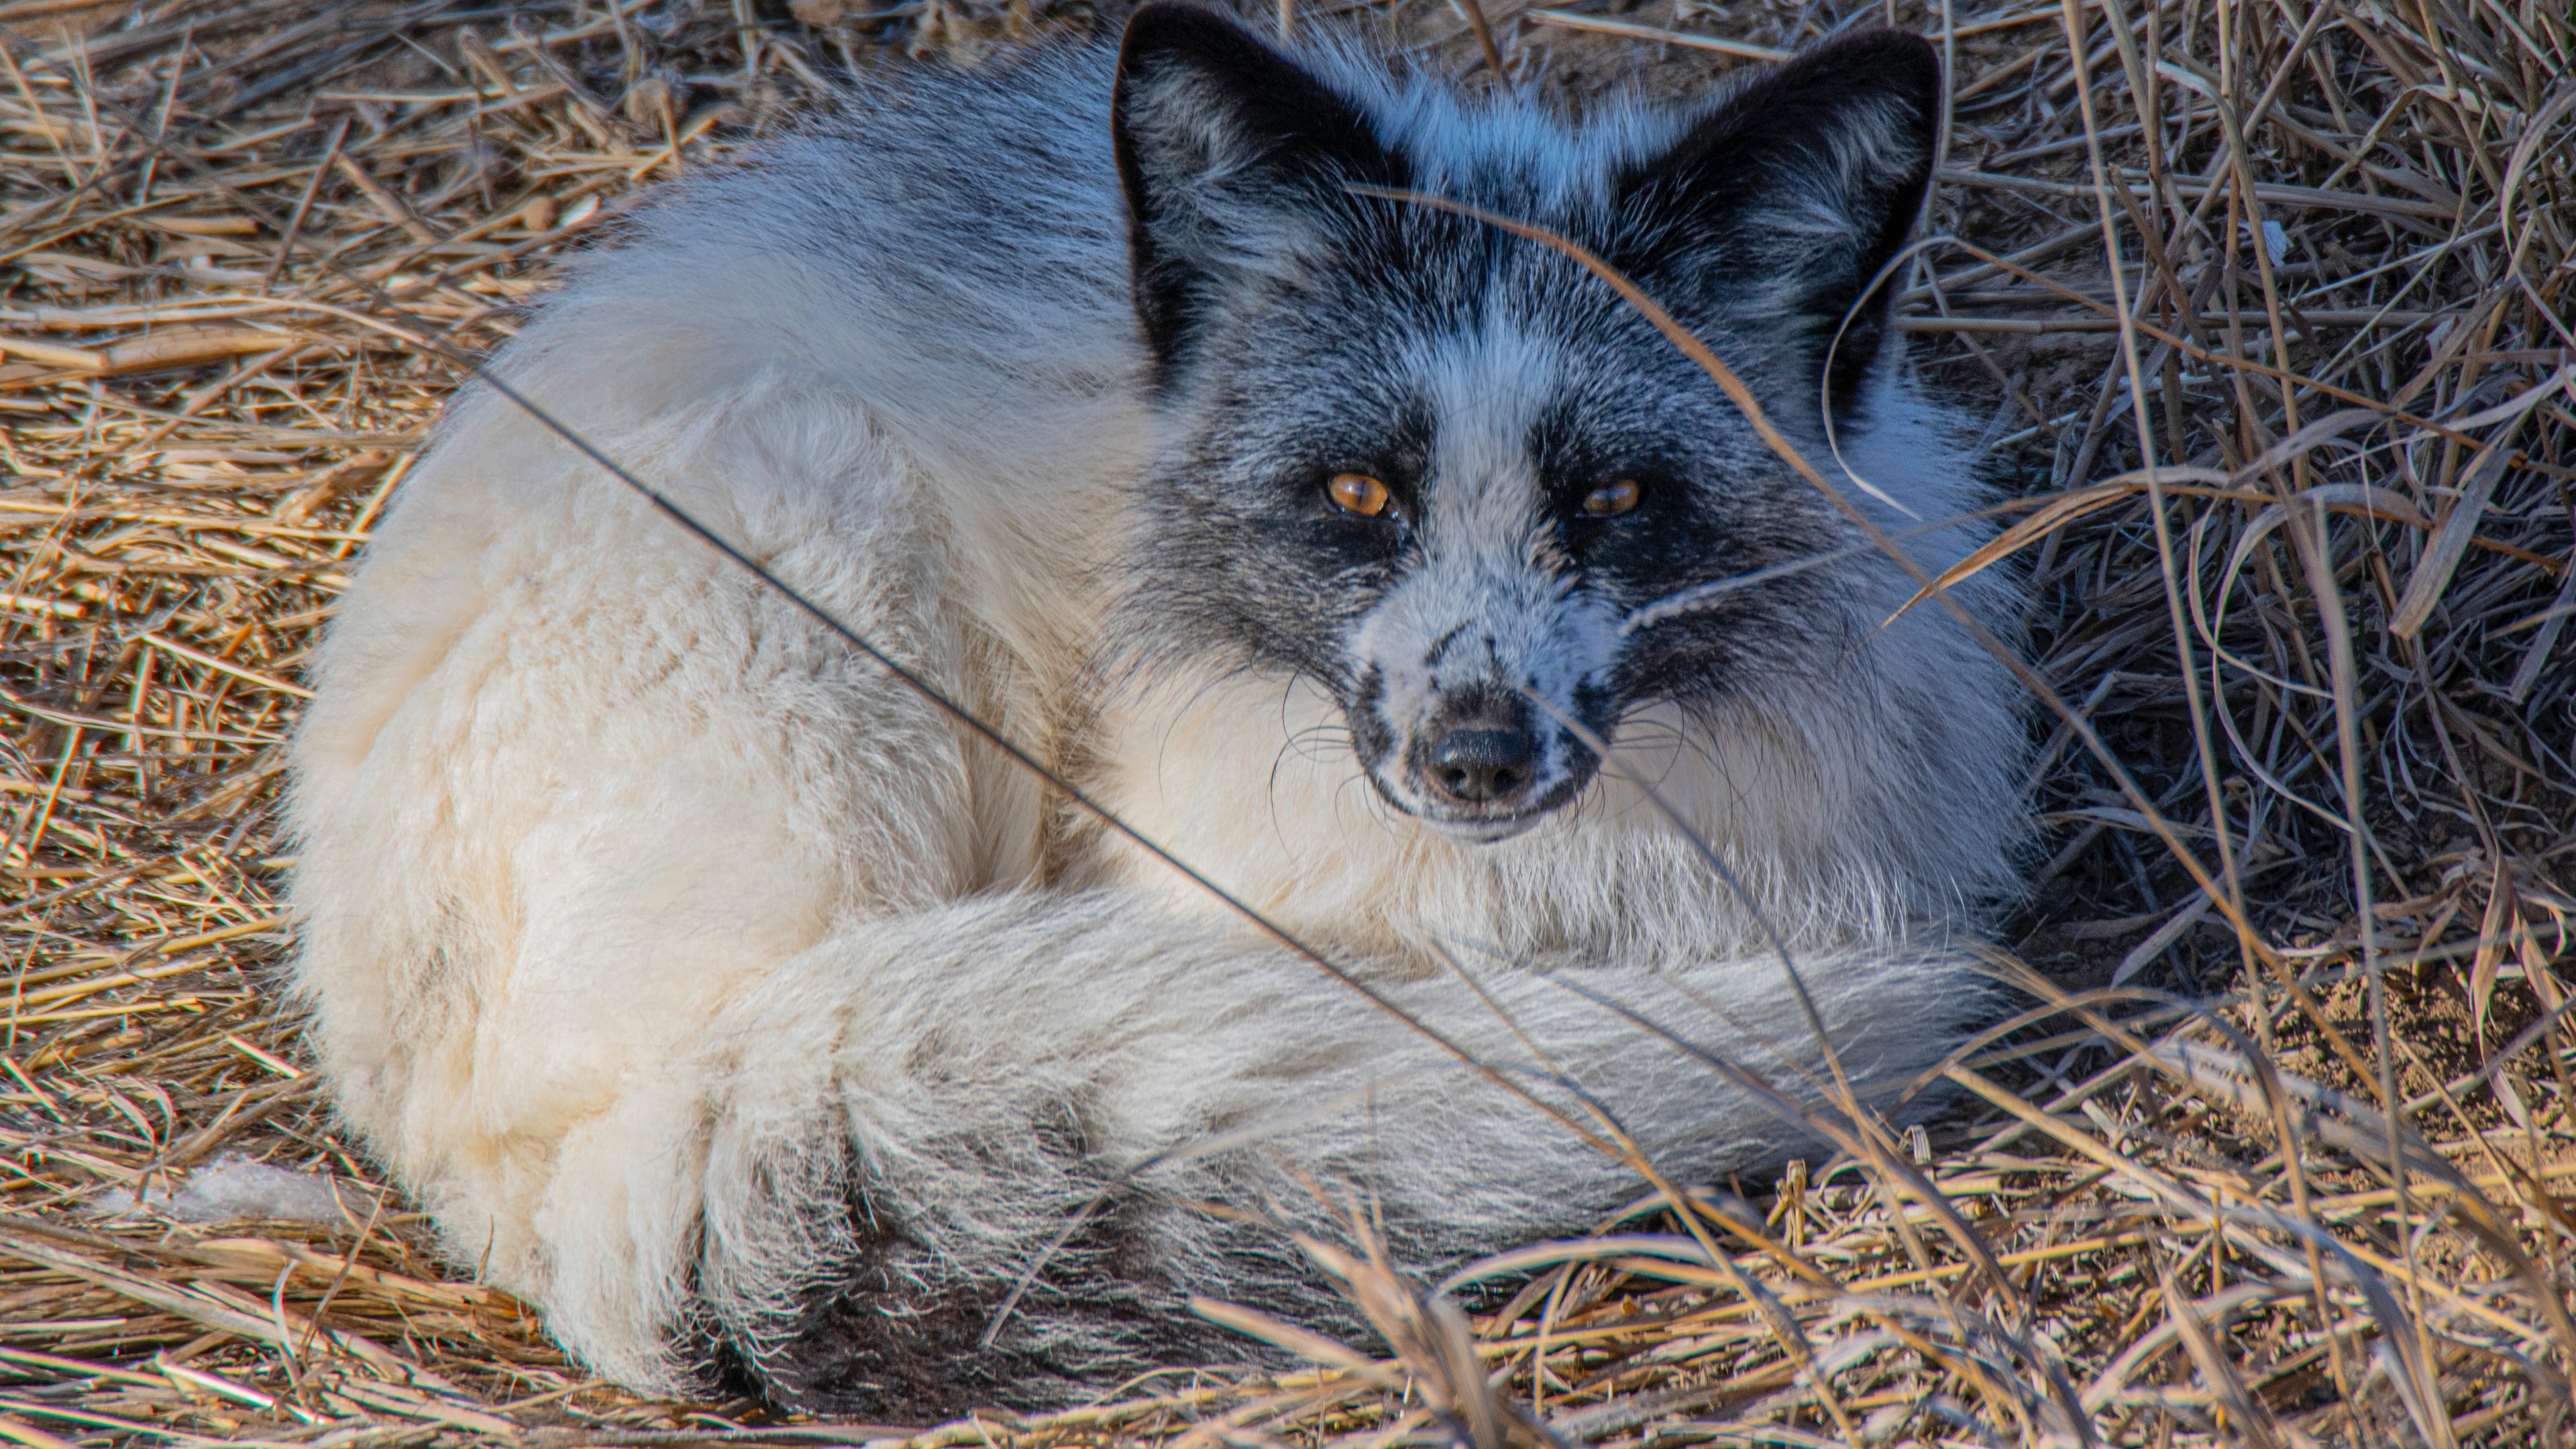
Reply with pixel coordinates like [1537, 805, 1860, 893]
[1407, 319, 1560, 561]
[1200, 241, 1733, 481]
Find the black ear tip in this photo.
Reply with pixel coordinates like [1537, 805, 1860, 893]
[1118, 2, 1258, 65]
[1868, 29, 1943, 85]
[1803, 26, 1940, 62]
[1793, 27, 1943, 99]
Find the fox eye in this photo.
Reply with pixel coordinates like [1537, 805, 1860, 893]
[1582, 478, 1642, 517]
[1328, 472, 1392, 518]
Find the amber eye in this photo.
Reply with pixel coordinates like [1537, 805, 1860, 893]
[1582, 478, 1642, 517]
[1328, 472, 1392, 518]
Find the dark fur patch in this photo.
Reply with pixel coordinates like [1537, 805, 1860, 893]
[1113, 3, 1413, 379]
[1611, 30, 1941, 408]
[739, 1177, 1237, 1419]
[753, 1231, 1011, 1419]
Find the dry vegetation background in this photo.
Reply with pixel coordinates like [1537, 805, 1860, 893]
[0, 0, 2569, 1443]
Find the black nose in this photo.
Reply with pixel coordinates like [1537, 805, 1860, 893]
[1427, 727, 1537, 805]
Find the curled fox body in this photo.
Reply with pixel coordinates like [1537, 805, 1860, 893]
[289, 6, 2025, 1415]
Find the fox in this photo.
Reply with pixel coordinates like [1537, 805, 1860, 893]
[286, 2, 2027, 1418]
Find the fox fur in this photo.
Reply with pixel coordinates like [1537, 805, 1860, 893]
[288, 5, 2027, 1417]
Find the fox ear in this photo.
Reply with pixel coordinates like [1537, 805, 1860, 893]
[1617, 31, 1941, 405]
[1112, 3, 1405, 375]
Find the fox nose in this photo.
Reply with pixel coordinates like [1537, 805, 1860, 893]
[1426, 727, 1536, 805]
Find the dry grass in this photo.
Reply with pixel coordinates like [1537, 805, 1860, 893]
[0, 0, 2569, 1443]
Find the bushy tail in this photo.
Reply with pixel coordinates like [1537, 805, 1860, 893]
[657, 892, 1985, 1413]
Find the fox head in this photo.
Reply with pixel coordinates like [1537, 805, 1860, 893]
[1108, 5, 1945, 843]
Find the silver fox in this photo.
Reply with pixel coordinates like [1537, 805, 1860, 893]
[288, 5, 2025, 1416]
